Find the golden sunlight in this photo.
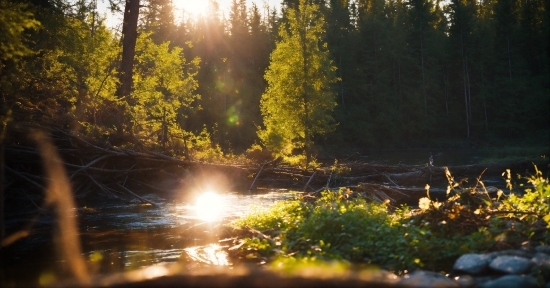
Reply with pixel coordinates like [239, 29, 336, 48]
[184, 244, 230, 266]
[174, 0, 209, 18]
[195, 191, 225, 222]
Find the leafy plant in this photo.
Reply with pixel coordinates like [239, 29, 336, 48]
[228, 165, 550, 275]
[258, 0, 338, 167]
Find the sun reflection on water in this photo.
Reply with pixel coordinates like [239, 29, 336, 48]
[184, 244, 230, 266]
[195, 191, 225, 222]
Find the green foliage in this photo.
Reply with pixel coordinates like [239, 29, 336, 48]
[499, 166, 550, 241]
[0, 0, 40, 60]
[184, 126, 224, 163]
[258, 0, 338, 165]
[230, 166, 550, 274]
[231, 188, 486, 273]
[3, 0, 548, 153]
[130, 31, 200, 149]
[2, 8, 120, 129]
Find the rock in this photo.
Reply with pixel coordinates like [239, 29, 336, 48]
[452, 275, 476, 287]
[489, 255, 534, 274]
[453, 253, 491, 275]
[399, 270, 459, 288]
[537, 246, 550, 255]
[480, 275, 540, 288]
[490, 249, 534, 259]
[472, 276, 497, 287]
[532, 252, 550, 268]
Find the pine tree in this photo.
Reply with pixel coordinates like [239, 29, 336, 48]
[259, 0, 338, 167]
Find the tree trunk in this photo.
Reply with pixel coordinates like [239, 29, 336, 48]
[420, 31, 428, 117]
[0, 143, 4, 241]
[339, 55, 345, 109]
[302, 34, 310, 167]
[460, 30, 470, 138]
[162, 107, 167, 152]
[506, 34, 512, 80]
[115, 0, 140, 135]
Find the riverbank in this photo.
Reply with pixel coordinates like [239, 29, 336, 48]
[220, 167, 550, 287]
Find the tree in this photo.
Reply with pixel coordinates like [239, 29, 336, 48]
[0, 0, 40, 62]
[448, 0, 477, 138]
[114, 0, 140, 138]
[259, 0, 338, 167]
[131, 32, 200, 151]
[142, 0, 176, 44]
[401, 0, 440, 141]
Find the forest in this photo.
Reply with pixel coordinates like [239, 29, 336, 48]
[1, 0, 548, 165]
[1, 0, 550, 286]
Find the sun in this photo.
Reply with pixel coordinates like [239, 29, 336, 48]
[173, 0, 210, 18]
[194, 191, 225, 222]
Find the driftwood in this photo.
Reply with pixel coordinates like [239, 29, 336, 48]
[2, 123, 547, 219]
[3, 125, 251, 213]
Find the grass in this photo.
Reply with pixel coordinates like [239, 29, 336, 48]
[227, 165, 550, 278]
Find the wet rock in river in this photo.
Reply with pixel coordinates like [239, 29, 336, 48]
[398, 270, 459, 288]
[453, 253, 492, 275]
[479, 275, 539, 288]
[488, 255, 534, 274]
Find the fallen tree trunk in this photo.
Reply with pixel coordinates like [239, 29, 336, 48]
[2, 123, 547, 217]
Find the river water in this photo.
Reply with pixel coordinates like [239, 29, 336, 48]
[1, 190, 298, 286]
[79, 191, 297, 273]
[1, 149, 535, 286]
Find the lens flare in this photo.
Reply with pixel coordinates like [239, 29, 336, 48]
[195, 192, 225, 222]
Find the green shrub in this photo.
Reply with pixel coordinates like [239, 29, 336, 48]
[229, 166, 550, 274]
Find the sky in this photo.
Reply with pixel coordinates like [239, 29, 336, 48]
[97, 0, 282, 30]
[176, 0, 281, 17]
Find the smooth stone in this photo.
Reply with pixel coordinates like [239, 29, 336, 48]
[532, 252, 550, 268]
[472, 275, 497, 287]
[451, 274, 476, 288]
[536, 246, 550, 255]
[480, 275, 539, 288]
[490, 249, 534, 259]
[489, 255, 534, 274]
[399, 270, 459, 288]
[453, 253, 491, 275]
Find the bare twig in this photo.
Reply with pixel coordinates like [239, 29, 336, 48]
[249, 163, 266, 191]
[116, 183, 158, 206]
[303, 170, 317, 192]
[382, 173, 400, 187]
[5, 166, 45, 190]
[69, 154, 113, 180]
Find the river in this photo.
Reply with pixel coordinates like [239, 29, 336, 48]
[1, 149, 540, 286]
[1, 190, 297, 286]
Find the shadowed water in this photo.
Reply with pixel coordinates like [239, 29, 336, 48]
[1, 150, 527, 286]
[78, 191, 296, 274]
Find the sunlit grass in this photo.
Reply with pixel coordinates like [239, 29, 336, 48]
[228, 169, 550, 275]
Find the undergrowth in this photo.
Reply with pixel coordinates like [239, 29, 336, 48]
[228, 165, 550, 275]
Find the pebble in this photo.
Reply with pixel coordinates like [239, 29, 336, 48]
[453, 254, 491, 275]
[396, 245, 550, 287]
[488, 255, 533, 274]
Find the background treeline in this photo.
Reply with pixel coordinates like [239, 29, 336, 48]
[1, 0, 548, 159]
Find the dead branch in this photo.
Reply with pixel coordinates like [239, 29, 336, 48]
[116, 183, 158, 206]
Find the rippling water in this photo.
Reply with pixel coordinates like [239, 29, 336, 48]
[78, 190, 297, 274]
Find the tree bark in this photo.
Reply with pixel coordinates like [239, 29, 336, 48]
[300, 12, 310, 167]
[460, 29, 470, 138]
[115, 0, 140, 135]
[420, 28, 428, 117]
